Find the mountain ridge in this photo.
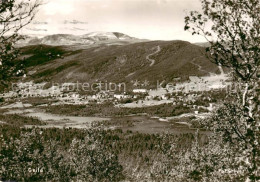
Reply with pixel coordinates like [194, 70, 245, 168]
[17, 32, 143, 46]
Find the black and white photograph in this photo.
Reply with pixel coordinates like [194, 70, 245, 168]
[0, 0, 259, 181]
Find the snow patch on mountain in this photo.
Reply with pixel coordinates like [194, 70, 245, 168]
[17, 32, 137, 46]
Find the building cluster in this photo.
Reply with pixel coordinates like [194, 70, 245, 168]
[0, 81, 218, 112]
[166, 76, 230, 93]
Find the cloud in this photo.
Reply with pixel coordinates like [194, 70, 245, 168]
[63, 20, 88, 25]
[31, 0, 204, 41]
[26, 27, 48, 32]
[64, 27, 87, 31]
[33, 21, 48, 25]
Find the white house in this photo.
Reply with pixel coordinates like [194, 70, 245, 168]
[114, 94, 124, 99]
[161, 94, 168, 100]
[133, 89, 148, 93]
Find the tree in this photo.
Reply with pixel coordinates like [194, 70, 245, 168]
[184, 0, 259, 181]
[0, 128, 124, 181]
[68, 136, 124, 182]
[0, 129, 73, 181]
[0, 0, 41, 89]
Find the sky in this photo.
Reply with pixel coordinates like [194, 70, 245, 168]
[21, 0, 206, 42]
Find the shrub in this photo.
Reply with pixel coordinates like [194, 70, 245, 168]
[0, 128, 124, 182]
[0, 129, 73, 181]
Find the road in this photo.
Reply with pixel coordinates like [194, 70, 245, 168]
[190, 56, 211, 74]
[191, 56, 225, 76]
[146, 45, 161, 66]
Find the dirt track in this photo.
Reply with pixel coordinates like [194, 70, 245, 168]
[146, 45, 161, 66]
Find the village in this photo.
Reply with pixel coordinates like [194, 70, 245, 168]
[0, 73, 231, 117]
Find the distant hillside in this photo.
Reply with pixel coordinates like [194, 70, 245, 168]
[17, 32, 143, 47]
[20, 40, 220, 89]
[194, 42, 210, 47]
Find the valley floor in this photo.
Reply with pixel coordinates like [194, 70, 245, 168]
[0, 104, 210, 135]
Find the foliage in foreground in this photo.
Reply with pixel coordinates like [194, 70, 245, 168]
[0, 0, 41, 88]
[0, 124, 206, 182]
[184, 0, 260, 181]
[1, 112, 256, 182]
[0, 128, 124, 182]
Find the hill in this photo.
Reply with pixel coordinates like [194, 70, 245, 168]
[20, 40, 220, 90]
[194, 42, 211, 47]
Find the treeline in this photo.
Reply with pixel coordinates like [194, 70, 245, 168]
[0, 123, 207, 181]
[0, 114, 45, 126]
[45, 102, 193, 118]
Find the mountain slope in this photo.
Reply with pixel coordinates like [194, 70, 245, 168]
[21, 40, 220, 89]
